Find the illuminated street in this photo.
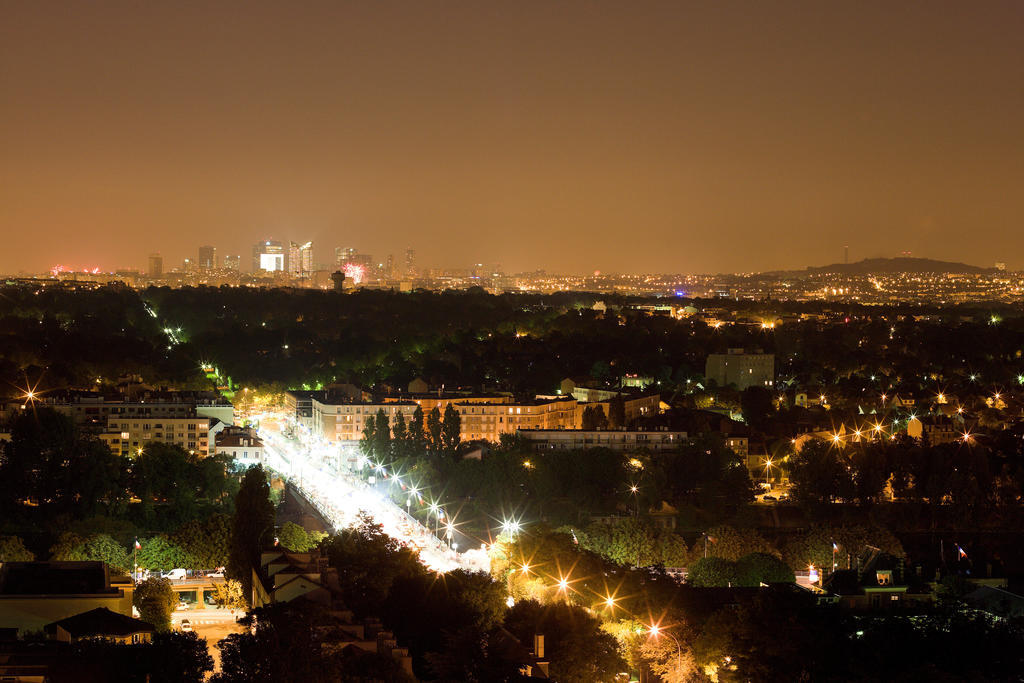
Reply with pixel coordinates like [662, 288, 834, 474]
[254, 413, 490, 574]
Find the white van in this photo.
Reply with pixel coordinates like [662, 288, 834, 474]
[162, 568, 187, 581]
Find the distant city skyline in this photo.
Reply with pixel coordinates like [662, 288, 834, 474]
[2, 2, 1022, 275]
[23, 240, 1010, 278]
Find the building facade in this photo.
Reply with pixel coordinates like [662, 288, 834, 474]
[519, 428, 689, 452]
[99, 416, 212, 456]
[705, 349, 775, 390]
[309, 394, 579, 445]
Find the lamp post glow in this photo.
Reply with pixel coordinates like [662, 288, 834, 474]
[647, 625, 682, 679]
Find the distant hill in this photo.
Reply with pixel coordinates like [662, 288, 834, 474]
[769, 257, 993, 276]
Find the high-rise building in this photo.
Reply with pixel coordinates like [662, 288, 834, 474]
[385, 254, 394, 279]
[404, 249, 416, 277]
[335, 247, 356, 266]
[222, 254, 240, 271]
[198, 245, 217, 270]
[253, 240, 285, 272]
[288, 241, 314, 277]
[148, 253, 163, 278]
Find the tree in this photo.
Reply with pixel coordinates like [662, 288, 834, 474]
[137, 535, 192, 572]
[735, 553, 795, 586]
[408, 405, 427, 453]
[692, 590, 844, 682]
[0, 535, 34, 561]
[581, 405, 609, 430]
[427, 406, 443, 452]
[639, 627, 700, 683]
[213, 601, 412, 682]
[277, 521, 325, 552]
[424, 627, 522, 682]
[391, 410, 408, 457]
[505, 600, 626, 683]
[373, 407, 391, 459]
[696, 525, 778, 563]
[740, 386, 774, 431]
[47, 631, 213, 683]
[782, 524, 904, 574]
[441, 403, 462, 454]
[50, 532, 131, 573]
[227, 465, 275, 596]
[134, 577, 177, 631]
[687, 557, 740, 587]
[320, 517, 422, 619]
[173, 513, 231, 569]
[209, 579, 247, 610]
[788, 439, 855, 506]
[608, 395, 627, 429]
[360, 414, 377, 459]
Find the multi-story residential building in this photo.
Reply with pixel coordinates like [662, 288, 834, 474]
[309, 393, 578, 445]
[214, 426, 264, 462]
[36, 391, 234, 428]
[99, 416, 212, 456]
[705, 349, 775, 390]
[519, 428, 688, 452]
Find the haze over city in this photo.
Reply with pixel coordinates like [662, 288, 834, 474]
[2, 1, 1023, 275]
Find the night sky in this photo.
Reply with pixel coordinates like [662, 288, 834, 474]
[2, 1, 1022, 274]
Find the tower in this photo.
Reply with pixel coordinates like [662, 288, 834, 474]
[148, 253, 163, 278]
[198, 245, 217, 271]
[404, 248, 416, 277]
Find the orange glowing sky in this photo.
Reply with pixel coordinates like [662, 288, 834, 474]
[1, 1, 1022, 274]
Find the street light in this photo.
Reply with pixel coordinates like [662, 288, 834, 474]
[647, 624, 682, 679]
[629, 484, 639, 516]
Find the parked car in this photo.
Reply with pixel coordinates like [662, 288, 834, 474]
[177, 600, 189, 611]
[180, 619, 192, 632]
[763, 494, 778, 502]
[162, 568, 187, 581]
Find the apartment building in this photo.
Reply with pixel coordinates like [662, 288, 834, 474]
[309, 394, 578, 444]
[36, 391, 234, 427]
[99, 416, 212, 456]
[519, 428, 689, 452]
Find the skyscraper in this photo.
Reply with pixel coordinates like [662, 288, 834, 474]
[404, 248, 416, 277]
[335, 246, 356, 266]
[198, 245, 217, 270]
[148, 253, 163, 278]
[253, 240, 285, 272]
[288, 241, 314, 277]
[222, 254, 240, 271]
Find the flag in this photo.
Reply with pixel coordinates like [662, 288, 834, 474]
[707, 536, 717, 544]
[957, 544, 968, 559]
[134, 538, 141, 550]
[832, 541, 839, 551]
[274, 536, 279, 547]
[570, 530, 579, 546]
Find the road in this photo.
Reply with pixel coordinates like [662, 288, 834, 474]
[172, 608, 244, 673]
[253, 414, 490, 575]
